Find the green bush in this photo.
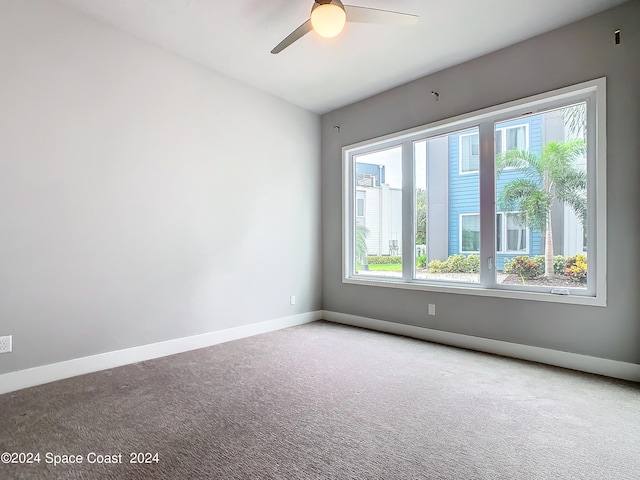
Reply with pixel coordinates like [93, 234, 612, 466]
[504, 255, 567, 275]
[446, 254, 468, 273]
[531, 255, 567, 275]
[554, 255, 568, 275]
[531, 255, 545, 274]
[427, 259, 446, 273]
[367, 255, 401, 265]
[416, 254, 427, 268]
[427, 254, 479, 274]
[502, 257, 512, 272]
[565, 254, 587, 282]
[465, 255, 480, 273]
[504, 256, 540, 279]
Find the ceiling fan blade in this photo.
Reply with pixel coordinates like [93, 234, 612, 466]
[344, 5, 418, 25]
[271, 19, 313, 54]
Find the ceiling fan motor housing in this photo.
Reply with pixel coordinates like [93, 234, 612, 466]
[311, 0, 347, 38]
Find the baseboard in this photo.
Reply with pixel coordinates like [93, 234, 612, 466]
[0, 311, 322, 395]
[322, 311, 640, 382]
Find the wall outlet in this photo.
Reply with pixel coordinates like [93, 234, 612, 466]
[428, 304, 436, 316]
[0, 335, 12, 353]
[290, 295, 296, 305]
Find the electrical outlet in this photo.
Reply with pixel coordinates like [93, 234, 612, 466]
[0, 335, 12, 353]
[428, 304, 436, 316]
[290, 295, 296, 305]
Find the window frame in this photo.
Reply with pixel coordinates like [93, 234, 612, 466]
[342, 78, 606, 306]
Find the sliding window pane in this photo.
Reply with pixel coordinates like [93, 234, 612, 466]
[353, 146, 402, 279]
[413, 129, 480, 284]
[496, 104, 588, 290]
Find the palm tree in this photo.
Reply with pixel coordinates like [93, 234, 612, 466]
[497, 139, 587, 276]
[563, 103, 587, 139]
[355, 224, 369, 270]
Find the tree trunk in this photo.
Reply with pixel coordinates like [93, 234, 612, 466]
[544, 221, 554, 277]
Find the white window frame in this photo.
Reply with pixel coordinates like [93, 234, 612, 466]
[459, 131, 480, 174]
[342, 78, 606, 306]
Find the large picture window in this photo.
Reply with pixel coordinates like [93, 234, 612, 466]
[343, 79, 606, 306]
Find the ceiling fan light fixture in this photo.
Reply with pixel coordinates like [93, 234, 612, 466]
[310, 3, 347, 38]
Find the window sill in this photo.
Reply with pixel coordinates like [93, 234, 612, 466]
[342, 276, 606, 307]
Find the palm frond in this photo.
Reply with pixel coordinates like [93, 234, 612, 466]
[562, 103, 587, 139]
[540, 140, 586, 182]
[496, 149, 541, 177]
[498, 178, 551, 232]
[355, 224, 369, 263]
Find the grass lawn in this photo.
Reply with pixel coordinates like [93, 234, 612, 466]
[366, 263, 402, 272]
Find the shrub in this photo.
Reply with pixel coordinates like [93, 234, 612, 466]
[504, 255, 566, 275]
[504, 256, 540, 279]
[446, 254, 468, 273]
[427, 254, 479, 274]
[465, 255, 480, 273]
[565, 254, 587, 282]
[531, 255, 545, 274]
[367, 255, 401, 265]
[502, 257, 512, 272]
[416, 254, 427, 268]
[427, 259, 446, 273]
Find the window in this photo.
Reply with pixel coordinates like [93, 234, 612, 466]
[459, 132, 479, 173]
[462, 212, 529, 254]
[495, 124, 528, 156]
[460, 214, 480, 253]
[344, 78, 606, 306]
[497, 213, 528, 253]
[356, 191, 365, 217]
[352, 146, 403, 279]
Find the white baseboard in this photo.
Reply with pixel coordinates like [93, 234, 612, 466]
[0, 311, 322, 395]
[322, 311, 640, 382]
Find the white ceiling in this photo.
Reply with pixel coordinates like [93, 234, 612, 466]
[54, 0, 627, 114]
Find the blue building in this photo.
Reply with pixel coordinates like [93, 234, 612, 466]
[447, 116, 544, 270]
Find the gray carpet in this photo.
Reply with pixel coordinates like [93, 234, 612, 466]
[1, 320, 639, 479]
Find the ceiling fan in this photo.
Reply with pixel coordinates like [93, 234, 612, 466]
[271, 0, 419, 54]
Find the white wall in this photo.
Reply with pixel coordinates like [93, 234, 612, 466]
[0, 0, 321, 374]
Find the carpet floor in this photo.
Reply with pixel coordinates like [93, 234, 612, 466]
[1, 320, 639, 479]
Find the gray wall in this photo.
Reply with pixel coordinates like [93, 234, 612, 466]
[322, 1, 640, 364]
[0, 0, 321, 374]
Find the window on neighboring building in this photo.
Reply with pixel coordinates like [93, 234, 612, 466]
[495, 124, 528, 157]
[343, 79, 606, 306]
[462, 212, 529, 254]
[356, 191, 365, 217]
[460, 214, 480, 253]
[496, 213, 528, 253]
[459, 132, 479, 173]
